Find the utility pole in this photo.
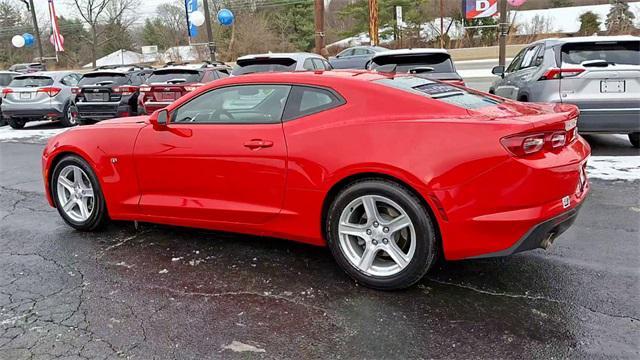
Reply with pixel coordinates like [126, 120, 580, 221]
[368, 0, 378, 46]
[314, 0, 324, 54]
[21, 0, 44, 62]
[202, 0, 216, 61]
[439, 0, 444, 48]
[498, 0, 508, 66]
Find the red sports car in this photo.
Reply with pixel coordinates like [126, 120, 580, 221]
[42, 70, 590, 290]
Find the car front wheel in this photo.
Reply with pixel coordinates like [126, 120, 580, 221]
[8, 118, 25, 129]
[629, 133, 639, 148]
[51, 155, 109, 231]
[326, 179, 438, 290]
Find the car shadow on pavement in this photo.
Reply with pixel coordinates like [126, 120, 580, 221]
[582, 134, 639, 156]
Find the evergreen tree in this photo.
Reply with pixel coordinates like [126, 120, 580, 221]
[605, 0, 636, 34]
[578, 11, 601, 36]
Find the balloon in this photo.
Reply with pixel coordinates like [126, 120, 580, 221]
[11, 35, 25, 48]
[190, 10, 205, 27]
[507, 0, 528, 6]
[22, 33, 34, 47]
[217, 9, 234, 26]
[49, 34, 64, 46]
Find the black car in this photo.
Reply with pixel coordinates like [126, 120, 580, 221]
[74, 67, 151, 124]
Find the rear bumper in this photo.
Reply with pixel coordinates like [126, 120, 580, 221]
[1, 102, 64, 120]
[576, 108, 640, 133]
[77, 102, 131, 121]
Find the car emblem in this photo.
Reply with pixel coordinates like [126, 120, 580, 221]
[92, 89, 99, 92]
[164, 87, 171, 91]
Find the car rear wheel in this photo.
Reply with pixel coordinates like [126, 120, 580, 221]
[629, 133, 639, 148]
[8, 118, 25, 129]
[51, 155, 109, 231]
[326, 179, 437, 290]
[60, 102, 78, 127]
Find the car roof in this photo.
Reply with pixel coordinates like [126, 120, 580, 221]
[371, 48, 450, 59]
[536, 35, 640, 46]
[14, 71, 76, 80]
[0, 71, 20, 75]
[222, 69, 395, 84]
[236, 52, 324, 62]
[83, 70, 131, 76]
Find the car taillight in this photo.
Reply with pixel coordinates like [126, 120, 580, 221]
[37, 87, 61, 96]
[501, 126, 577, 157]
[139, 86, 151, 92]
[2, 88, 13, 97]
[538, 68, 584, 80]
[184, 83, 204, 92]
[113, 86, 138, 95]
[71, 87, 80, 95]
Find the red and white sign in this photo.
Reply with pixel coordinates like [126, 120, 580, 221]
[464, 0, 498, 19]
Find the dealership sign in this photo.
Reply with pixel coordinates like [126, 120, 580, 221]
[463, 0, 498, 19]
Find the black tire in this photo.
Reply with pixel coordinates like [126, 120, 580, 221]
[326, 179, 438, 290]
[59, 102, 78, 127]
[51, 155, 109, 231]
[629, 133, 640, 148]
[77, 118, 92, 126]
[8, 118, 25, 129]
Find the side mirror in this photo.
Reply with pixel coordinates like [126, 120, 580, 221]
[492, 65, 505, 77]
[150, 109, 168, 128]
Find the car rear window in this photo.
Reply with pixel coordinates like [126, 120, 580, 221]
[376, 76, 500, 109]
[9, 76, 54, 87]
[561, 41, 640, 65]
[148, 69, 202, 83]
[370, 53, 455, 73]
[232, 58, 297, 75]
[0, 74, 14, 86]
[79, 72, 128, 86]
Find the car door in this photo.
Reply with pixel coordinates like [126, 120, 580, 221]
[494, 48, 526, 98]
[509, 45, 543, 100]
[350, 48, 373, 69]
[134, 84, 291, 224]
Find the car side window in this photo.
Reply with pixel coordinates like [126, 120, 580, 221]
[353, 48, 370, 56]
[311, 58, 324, 70]
[303, 58, 315, 71]
[506, 48, 526, 73]
[322, 59, 333, 70]
[282, 86, 345, 121]
[61, 75, 79, 86]
[520, 45, 541, 69]
[172, 84, 291, 124]
[338, 49, 354, 57]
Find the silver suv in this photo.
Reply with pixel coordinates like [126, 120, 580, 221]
[490, 36, 640, 148]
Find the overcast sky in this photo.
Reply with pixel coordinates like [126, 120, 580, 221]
[32, 0, 171, 25]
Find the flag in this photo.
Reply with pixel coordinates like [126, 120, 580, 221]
[49, 0, 64, 52]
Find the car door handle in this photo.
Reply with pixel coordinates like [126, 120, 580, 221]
[244, 139, 273, 149]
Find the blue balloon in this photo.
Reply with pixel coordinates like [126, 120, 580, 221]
[217, 9, 234, 26]
[22, 33, 34, 47]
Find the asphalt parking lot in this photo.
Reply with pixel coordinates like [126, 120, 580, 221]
[0, 120, 638, 359]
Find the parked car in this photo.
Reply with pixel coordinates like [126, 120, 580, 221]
[139, 62, 230, 114]
[0, 71, 20, 126]
[1, 71, 81, 129]
[368, 48, 465, 86]
[9, 62, 47, 74]
[74, 68, 151, 124]
[490, 36, 640, 148]
[232, 52, 332, 75]
[329, 46, 388, 69]
[42, 71, 589, 290]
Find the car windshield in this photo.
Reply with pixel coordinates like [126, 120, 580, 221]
[148, 70, 202, 84]
[79, 72, 128, 86]
[232, 58, 297, 75]
[376, 76, 501, 109]
[9, 76, 54, 87]
[370, 53, 455, 73]
[562, 41, 640, 66]
[0, 74, 14, 86]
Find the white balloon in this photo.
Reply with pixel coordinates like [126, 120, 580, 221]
[12, 35, 25, 48]
[190, 11, 205, 27]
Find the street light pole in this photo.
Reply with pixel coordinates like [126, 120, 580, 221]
[498, 0, 508, 66]
[202, 0, 216, 62]
[22, 0, 44, 62]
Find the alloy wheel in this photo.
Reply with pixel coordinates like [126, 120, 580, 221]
[338, 195, 416, 277]
[56, 165, 95, 222]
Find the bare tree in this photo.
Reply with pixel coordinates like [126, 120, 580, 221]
[69, 0, 137, 66]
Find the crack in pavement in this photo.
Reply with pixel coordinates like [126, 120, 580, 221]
[427, 278, 640, 322]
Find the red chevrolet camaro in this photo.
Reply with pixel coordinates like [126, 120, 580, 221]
[42, 70, 590, 289]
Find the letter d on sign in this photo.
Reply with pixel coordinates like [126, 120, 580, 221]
[476, 0, 490, 11]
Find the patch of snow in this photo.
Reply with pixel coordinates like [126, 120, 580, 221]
[0, 122, 67, 144]
[158, 269, 168, 274]
[222, 341, 266, 353]
[587, 156, 640, 181]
